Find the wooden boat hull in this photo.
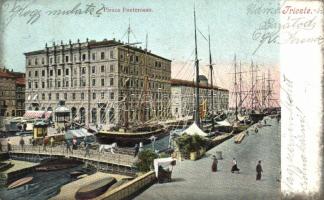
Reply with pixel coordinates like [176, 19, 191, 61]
[0, 162, 14, 172]
[7, 176, 33, 190]
[75, 177, 117, 199]
[70, 170, 86, 178]
[249, 113, 265, 123]
[96, 128, 168, 146]
[36, 158, 82, 172]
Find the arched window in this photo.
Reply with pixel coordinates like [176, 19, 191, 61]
[100, 108, 106, 124]
[71, 107, 77, 119]
[91, 108, 97, 123]
[109, 108, 115, 123]
[80, 107, 85, 123]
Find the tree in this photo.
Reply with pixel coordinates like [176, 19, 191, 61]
[135, 149, 158, 172]
[175, 133, 207, 155]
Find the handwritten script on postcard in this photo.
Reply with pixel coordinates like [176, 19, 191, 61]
[280, 0, 322, 197]
[1, 0, 153, 27]
[247, 1, 323, 55]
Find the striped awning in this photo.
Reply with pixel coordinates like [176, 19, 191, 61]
[23, 111, 52, 119]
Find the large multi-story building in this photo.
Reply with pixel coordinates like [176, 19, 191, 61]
[170, 76, 229, 118]
[25, 39, 171, 127]
[0, 68, 25, 118]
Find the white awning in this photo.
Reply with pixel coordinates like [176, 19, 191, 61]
[181, 122, 208, 137]
[65, 128, 94, 139]
[216, 120, 232, 126]
[238, 114, 248, 122]
[23, 111, 52, 119]
[154, 157, 176, 177]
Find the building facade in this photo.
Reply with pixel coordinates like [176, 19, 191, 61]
[25, 39, 171, 127]
[0, 69, 26, 118]
[171, 78, 229, 118]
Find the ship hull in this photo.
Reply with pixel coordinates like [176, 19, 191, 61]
[96, 128, 168, 146]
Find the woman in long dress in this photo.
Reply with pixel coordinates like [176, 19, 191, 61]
[231, 158, 240, 173]
[211, 155, 218, 172]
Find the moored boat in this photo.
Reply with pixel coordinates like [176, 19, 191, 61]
[75, 177, 117, 199]
[36, 158, 82, 172]
[7, 176, 33, 190]
[96, 125, 167, 146]
[0, 162, 14, 172]
[70, 170, 86, 178]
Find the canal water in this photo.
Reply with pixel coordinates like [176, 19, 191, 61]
[143, 128, 184, 152]
[0, 165, 84, 200]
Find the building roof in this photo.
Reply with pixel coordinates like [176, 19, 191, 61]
[0, 71, 16, 79]
[24, 39, 171, 62]
[171, 79, 228, 91]
[16, 77, 26, 85]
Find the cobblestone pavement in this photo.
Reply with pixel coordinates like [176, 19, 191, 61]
[135, 117, 281, 200]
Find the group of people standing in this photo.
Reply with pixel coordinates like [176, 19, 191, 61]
[211, 157, 263, 180]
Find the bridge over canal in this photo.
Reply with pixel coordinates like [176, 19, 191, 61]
[2, 144, 138, 176]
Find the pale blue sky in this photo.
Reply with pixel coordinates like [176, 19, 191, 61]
[1, 0, 279, 72]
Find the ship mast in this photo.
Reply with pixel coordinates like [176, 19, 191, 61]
[124, 20, 131, 129]
[234, 55, 238, 121]
[251, 60, 254, 111]
[208, 27, 214, 129]
[239, 61, 242, 111]
[194, 5, 200, 127]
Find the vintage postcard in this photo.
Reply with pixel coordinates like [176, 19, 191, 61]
[0, 0, 322, 199]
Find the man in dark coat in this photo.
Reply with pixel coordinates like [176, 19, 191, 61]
[84, 142, 91, 157]
[134, 144, 139, 157]
[256, 160, 263, 180]
[211, 155, 218, 172]
[231, 158, 240, 173]
[19, 136, 25, 151]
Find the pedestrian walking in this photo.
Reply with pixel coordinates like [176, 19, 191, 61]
[19, 136, 25, 151]
[231, 158, 240, 173]
[7, 139, 11, 152]
[0, 141, 2, 152]
[17, 123, 22, 131]
[256, 160, 263, 180]
[66, 140, 73, 154]
[72, 137, 77, 150]
[84, 142, 91, 157]
[50, 137, 55, 148]
[211, 155, 218, 172]
[134, 144, 139, 157]
[23, 123, 27, 131]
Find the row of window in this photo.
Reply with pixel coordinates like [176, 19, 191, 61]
[27, 77, 115, 89]
[27, 65, 115, 78]
[37, 92, 115, 101]
[28, 51, 116, 66]
[0, 100, 16, 106]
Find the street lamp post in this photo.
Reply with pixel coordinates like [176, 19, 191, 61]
[158, 88, 161, 119]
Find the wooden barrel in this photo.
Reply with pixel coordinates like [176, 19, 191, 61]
[215, 151, 223, 160]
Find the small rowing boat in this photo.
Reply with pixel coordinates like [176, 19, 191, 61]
[75, 177, 117, 199]
[0, 162, 14, 172]
[70, 170, 86, 178]
[7, 176, 33, 190]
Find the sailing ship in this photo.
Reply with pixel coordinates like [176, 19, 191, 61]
[96, 23, 170, 146]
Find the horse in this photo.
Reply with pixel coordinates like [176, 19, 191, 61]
[99, 143, 117, 154]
